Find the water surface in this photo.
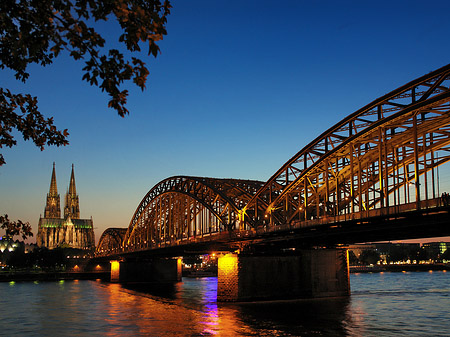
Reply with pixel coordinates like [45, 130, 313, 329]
[1, 271, 449, 336]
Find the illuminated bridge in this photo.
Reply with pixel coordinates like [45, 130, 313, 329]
[96, 63, 450, 301]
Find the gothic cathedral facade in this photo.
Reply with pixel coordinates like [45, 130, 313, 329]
[37, 164, 95, 250]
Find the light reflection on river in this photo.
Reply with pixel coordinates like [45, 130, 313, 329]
[0, 271, 449, 336]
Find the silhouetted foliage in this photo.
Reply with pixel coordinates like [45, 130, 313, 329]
[6, 249, 28, 268]
[0, 0, 171, 165]
[386, 244, 421, 263]
[38, 247, 67, 269]
[0, 214, 33, 240]
[11, 247, 66, 269]
[348, 250, 359, 265]
[359, 249, 381, 265]
[415, 247, 429, 261]
[442, 249, 450, 260]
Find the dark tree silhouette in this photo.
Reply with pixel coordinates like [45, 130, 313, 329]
[442, 249, 450, 261]
[348, 250, 360, 265]
[0, 0, 171, 165]
[415, 247, 429, 261]
[359, 249, 381, 266]
[0, 214, 33, 240]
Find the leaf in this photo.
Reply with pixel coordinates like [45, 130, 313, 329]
[0, 0, 171, 164]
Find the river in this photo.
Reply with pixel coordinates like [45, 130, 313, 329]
[0, 271, 449, 336]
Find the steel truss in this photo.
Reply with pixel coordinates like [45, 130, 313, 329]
[97, 63, 450, 254]
[122, 176, 264, 250]
[243, 64, 450, 228]
[96, 228, 127, 256]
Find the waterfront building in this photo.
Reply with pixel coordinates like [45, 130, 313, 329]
[0, 236, 25, 265]
[0, 236, 22, 254]
[37, 164, 95, 250]
[347, 244, 376, 258]
[422, 242, 450, 258]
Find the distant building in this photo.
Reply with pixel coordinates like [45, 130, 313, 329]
[24, 243, 37, 254]
[0, 236, 27, 265]
[422, 242, 450, 258]
[347, 244, 376, 258]
[374, 242, 420, 263]
[0, 236, 23, 254]
[37, 163, 95, 250]
[374, 242, 420, 254]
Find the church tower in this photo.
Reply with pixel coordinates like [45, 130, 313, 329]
[64, 164, 80, 219]
[38, 163, 95, 250]
[44, 162, 61, 218]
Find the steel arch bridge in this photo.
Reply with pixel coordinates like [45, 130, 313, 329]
[97, 63, 450, 256]
[243, 63, 450, 228]
[120, 176, 264, 251]
[97, 228, 127, 255]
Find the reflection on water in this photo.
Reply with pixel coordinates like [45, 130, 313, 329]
[0, 272, 449, 336]
[125, 277, 353, 336]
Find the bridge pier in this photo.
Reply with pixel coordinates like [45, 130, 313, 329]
[110, 258, 182, 283]
[217, 249, 349, 302]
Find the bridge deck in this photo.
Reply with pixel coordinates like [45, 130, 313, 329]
[98, 198, 450, 257]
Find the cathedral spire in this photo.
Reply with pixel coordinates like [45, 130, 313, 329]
[44, 162, 61, 218]
[68, 163, 77, 196]
[49, 162, 58, 196]
[64, 164, 80, 219]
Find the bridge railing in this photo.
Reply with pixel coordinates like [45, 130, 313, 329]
[97, 197, 447, 256]
[286, 197, 443, 231]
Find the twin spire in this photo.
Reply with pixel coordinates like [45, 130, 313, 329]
[44, 163, 80, 219]
[44, 162, 61, 218]
[49, 162, 58, 196]
[68, 163, 77, 196]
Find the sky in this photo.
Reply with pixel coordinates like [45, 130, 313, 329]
[2, 0, 450, 244]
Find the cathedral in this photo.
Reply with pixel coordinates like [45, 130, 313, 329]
[37, 163, 95, 250]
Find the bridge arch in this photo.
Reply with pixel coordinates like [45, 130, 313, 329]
[96, 228, 127, 256]
[96, 63, 450, 256]
[123, 176, 264, 249]
[244, 64, 450, 227]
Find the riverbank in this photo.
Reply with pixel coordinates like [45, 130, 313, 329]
[0, 270, 110, 282]
[350, 263, 450, 273]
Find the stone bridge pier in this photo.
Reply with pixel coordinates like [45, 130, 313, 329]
[108, 249, 349, 302]
[110, 257, 182, 283]
[217, 248, 350, 302]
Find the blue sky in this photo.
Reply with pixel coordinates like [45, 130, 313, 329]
[2, 0, 450, 243]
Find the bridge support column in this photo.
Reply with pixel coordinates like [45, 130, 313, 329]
[217, 249, 349, 302]
[110, 258, 182, 283]
[110, 260, 121, 282]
